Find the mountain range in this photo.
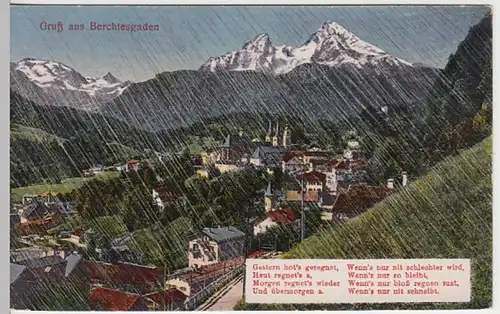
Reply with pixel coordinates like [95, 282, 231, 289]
[10, 21, 441, 131]
[10, 58, 130, 110]
[199, 21, 413, 74]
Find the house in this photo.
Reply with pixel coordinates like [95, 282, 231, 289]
[143, 288, 187, 310]
[282, 153, 308, 173]
[218, 131, 255, 163]
[100, 233, 144, 264]
[249, 146, 282, 168]
[152, 187, 178, 210]
[296, 171, 327, 192]
[286, 190, 320, 203]
[86, 260, 160, 293]
[88, 287, 149, 311]
[14, 254, 84, 280]
[20, 198, 49, 224]
[10, 263, 32, 309]
[326, 184, 392, 221]
[282, 151, 332, 173]
[317, 159, 369, 194]
[264, 182, 279, 212]
[125, 159, 140, 172]
[254, 208, 300, 235]
[10, 253, 89, 310]
[84, 165, 104, 176]
[187, 226, 245, 268]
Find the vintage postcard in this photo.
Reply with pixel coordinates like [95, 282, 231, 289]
[9, 4, 492, 312]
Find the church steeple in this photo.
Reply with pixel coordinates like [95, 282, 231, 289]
[272, 121, 279, 147]
[265, 120, 272, 143]
[264, 181, 277, 212]
[283, 124, 291, 148]
[265, 181, 273, 196]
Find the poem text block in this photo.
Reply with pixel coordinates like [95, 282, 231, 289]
[245, 259, 470, 304]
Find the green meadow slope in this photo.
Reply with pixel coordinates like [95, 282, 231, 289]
[237, 136, 492, 310]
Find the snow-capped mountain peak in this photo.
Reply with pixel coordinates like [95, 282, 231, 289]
[102, 72, 121, 84]
[199, 21, 413, 74]
[318, 21, 351, 37]
[242, 33, 273, 52]
[10, 58, 131, 111]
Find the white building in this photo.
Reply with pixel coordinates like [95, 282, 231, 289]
[187, 226, 245, 268]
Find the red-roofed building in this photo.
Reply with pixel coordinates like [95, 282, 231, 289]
[88, 287, 148, 311]
[86, 261, 160, 293]
[269, 208, 297, 224]
[254, 208, 300, 236]
[328, 184, 392, 221]
[125, 160, 140, 172]
[296, 171, 326, 192]
[143, 288, 187, 310]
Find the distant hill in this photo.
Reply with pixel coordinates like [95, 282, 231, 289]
[237, 136, 492, 310]
[10, 90, 162, 187]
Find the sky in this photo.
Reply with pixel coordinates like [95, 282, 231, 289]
[11, 5, 490, 82]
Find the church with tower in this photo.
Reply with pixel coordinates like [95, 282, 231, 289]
[201, 119, 295, 172]
[264, 120, 292, 148]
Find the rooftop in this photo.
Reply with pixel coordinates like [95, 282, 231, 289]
[10, 263, 26, 284]
[269, 208, 297, 224]
[332, 184, 392, 214]
[21, 198, 48, 219]
[201, 226, 245, 243]
[286, 191, 320, 203]
[88, 287, 142, 311]
[15, 255, 66, 269]
[86, 260, 160, 286]
[296, 171, 327, 182]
